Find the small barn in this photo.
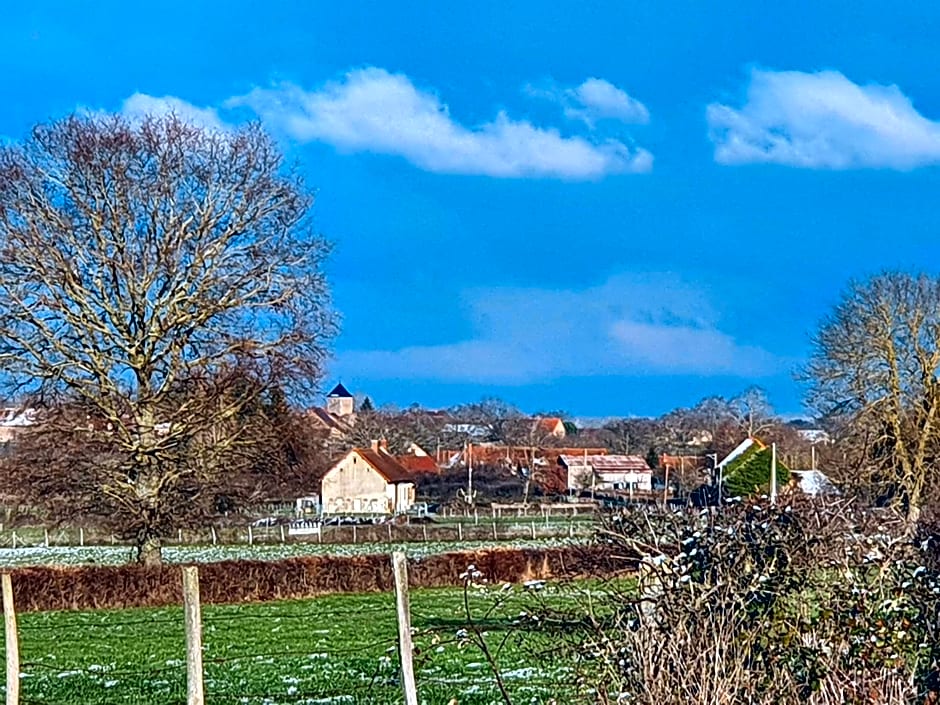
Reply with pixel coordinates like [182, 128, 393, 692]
[321, 444, 415, 515]
[558, 454, 653, 492]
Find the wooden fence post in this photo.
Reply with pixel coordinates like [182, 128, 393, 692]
[352, 524, 357, 544]
[210, 527, 217, 546]
[387, 523, 392, 542]
[280, 525, 286, 544]
[79, 527, 85, 547]
[248, 525, 253, 546]
[492, 521, 498, 540]
[3, 573, 19, 705]
[457, 523, 463, 541]
[43, 528, 49, 548]
[182, 566, 205, 705]
[391, 552, 418, 705]
[422, 525, 428, 542]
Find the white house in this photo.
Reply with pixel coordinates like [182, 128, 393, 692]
[797, 429, 831, 444]
[790, 469, 840, 497]
[0, 407, 37, 443]
[558, 454, 653, 492]
[320, 443, 415, 515]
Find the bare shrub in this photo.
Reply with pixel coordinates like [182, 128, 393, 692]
[542, 499, 940, 704]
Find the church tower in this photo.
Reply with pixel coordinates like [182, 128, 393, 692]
[326, 382, 355, 417]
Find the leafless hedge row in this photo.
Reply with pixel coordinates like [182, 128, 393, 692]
[1, 545, 614, 613]
[536, 499, 940, 705]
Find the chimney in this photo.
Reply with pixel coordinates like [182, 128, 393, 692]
[371, 439, 389, 453]
[371, 439, 379, 452]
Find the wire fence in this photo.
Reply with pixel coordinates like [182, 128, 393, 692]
[0, 515, 596, 557]
[2, 556, 584, 705]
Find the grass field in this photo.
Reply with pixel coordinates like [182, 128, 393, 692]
[4, 582, 602, 704]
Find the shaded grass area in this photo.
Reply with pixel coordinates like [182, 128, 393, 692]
[3, 584, 607, 704]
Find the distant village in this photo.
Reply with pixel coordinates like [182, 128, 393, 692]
[0, 382, 837, 522]
[296, 383, 838, 519]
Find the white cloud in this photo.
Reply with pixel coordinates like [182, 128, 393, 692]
[707, 68, 940, 169]
[336, 275, 780, 384]
[565, 78, 650, 126]
[228, 68, 652, 179]
[120, 93, 225, 131]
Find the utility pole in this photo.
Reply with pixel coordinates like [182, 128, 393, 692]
[770, 443, 778, 506]
[467, 442, 473, 506]
[706, 452, 719, 506]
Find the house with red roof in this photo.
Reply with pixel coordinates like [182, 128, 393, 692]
[321, 441, 415, 515]
[558, 454, 653, 492]
[397, 442, 441, 474]
[534, 417, 567, 438]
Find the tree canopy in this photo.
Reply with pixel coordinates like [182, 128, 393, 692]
[0, 113, 335, 562]
[804, 272, 940, 523]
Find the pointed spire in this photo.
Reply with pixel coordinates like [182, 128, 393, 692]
[327, 382, 353, 398]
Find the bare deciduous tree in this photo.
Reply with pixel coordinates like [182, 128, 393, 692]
[732, 385, 776, 437]
[805, 272, 940, 525]
[0, 113, 335, 563]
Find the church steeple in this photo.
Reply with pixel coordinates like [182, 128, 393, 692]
[326, 382, 354, 417]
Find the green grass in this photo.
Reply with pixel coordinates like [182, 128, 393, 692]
[4, 583, 602, 704]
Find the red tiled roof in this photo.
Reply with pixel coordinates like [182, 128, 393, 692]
[398, 454, 440, 474]
[536, 417, 564, 433]
[356, 448, 414, 484]
[592, 455, 651, 471]
[307, 407, 350, 433]
[559, 454, 651, 472]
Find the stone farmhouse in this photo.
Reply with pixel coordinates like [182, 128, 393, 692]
[320, 441, 416, 515]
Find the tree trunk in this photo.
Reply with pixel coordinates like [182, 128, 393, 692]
[905, 501, 922, 536]
[137, 535, 163, 566]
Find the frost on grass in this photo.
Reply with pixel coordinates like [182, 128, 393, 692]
[0, 537, 581, 568]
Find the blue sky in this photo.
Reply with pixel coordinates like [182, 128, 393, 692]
[4, 1, 940, 417]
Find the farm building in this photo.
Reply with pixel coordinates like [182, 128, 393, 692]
[397, 443, 441, 474]
[533, 417, 567, 438]
[321, 442, 415, 515]
[558, 454, 653, 492]
[0, 407, 37, 443]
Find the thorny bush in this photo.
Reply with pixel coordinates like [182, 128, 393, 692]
[529, 499, 940, 704]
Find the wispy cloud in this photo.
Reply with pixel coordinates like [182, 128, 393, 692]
[565, 78, 650, 126]
[336, 275, 780, 384]
[707, 68, 940, 169]
[526, 77, 649, 128]
[120, 93, 225, 131]
[228, 68, 652, 179]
